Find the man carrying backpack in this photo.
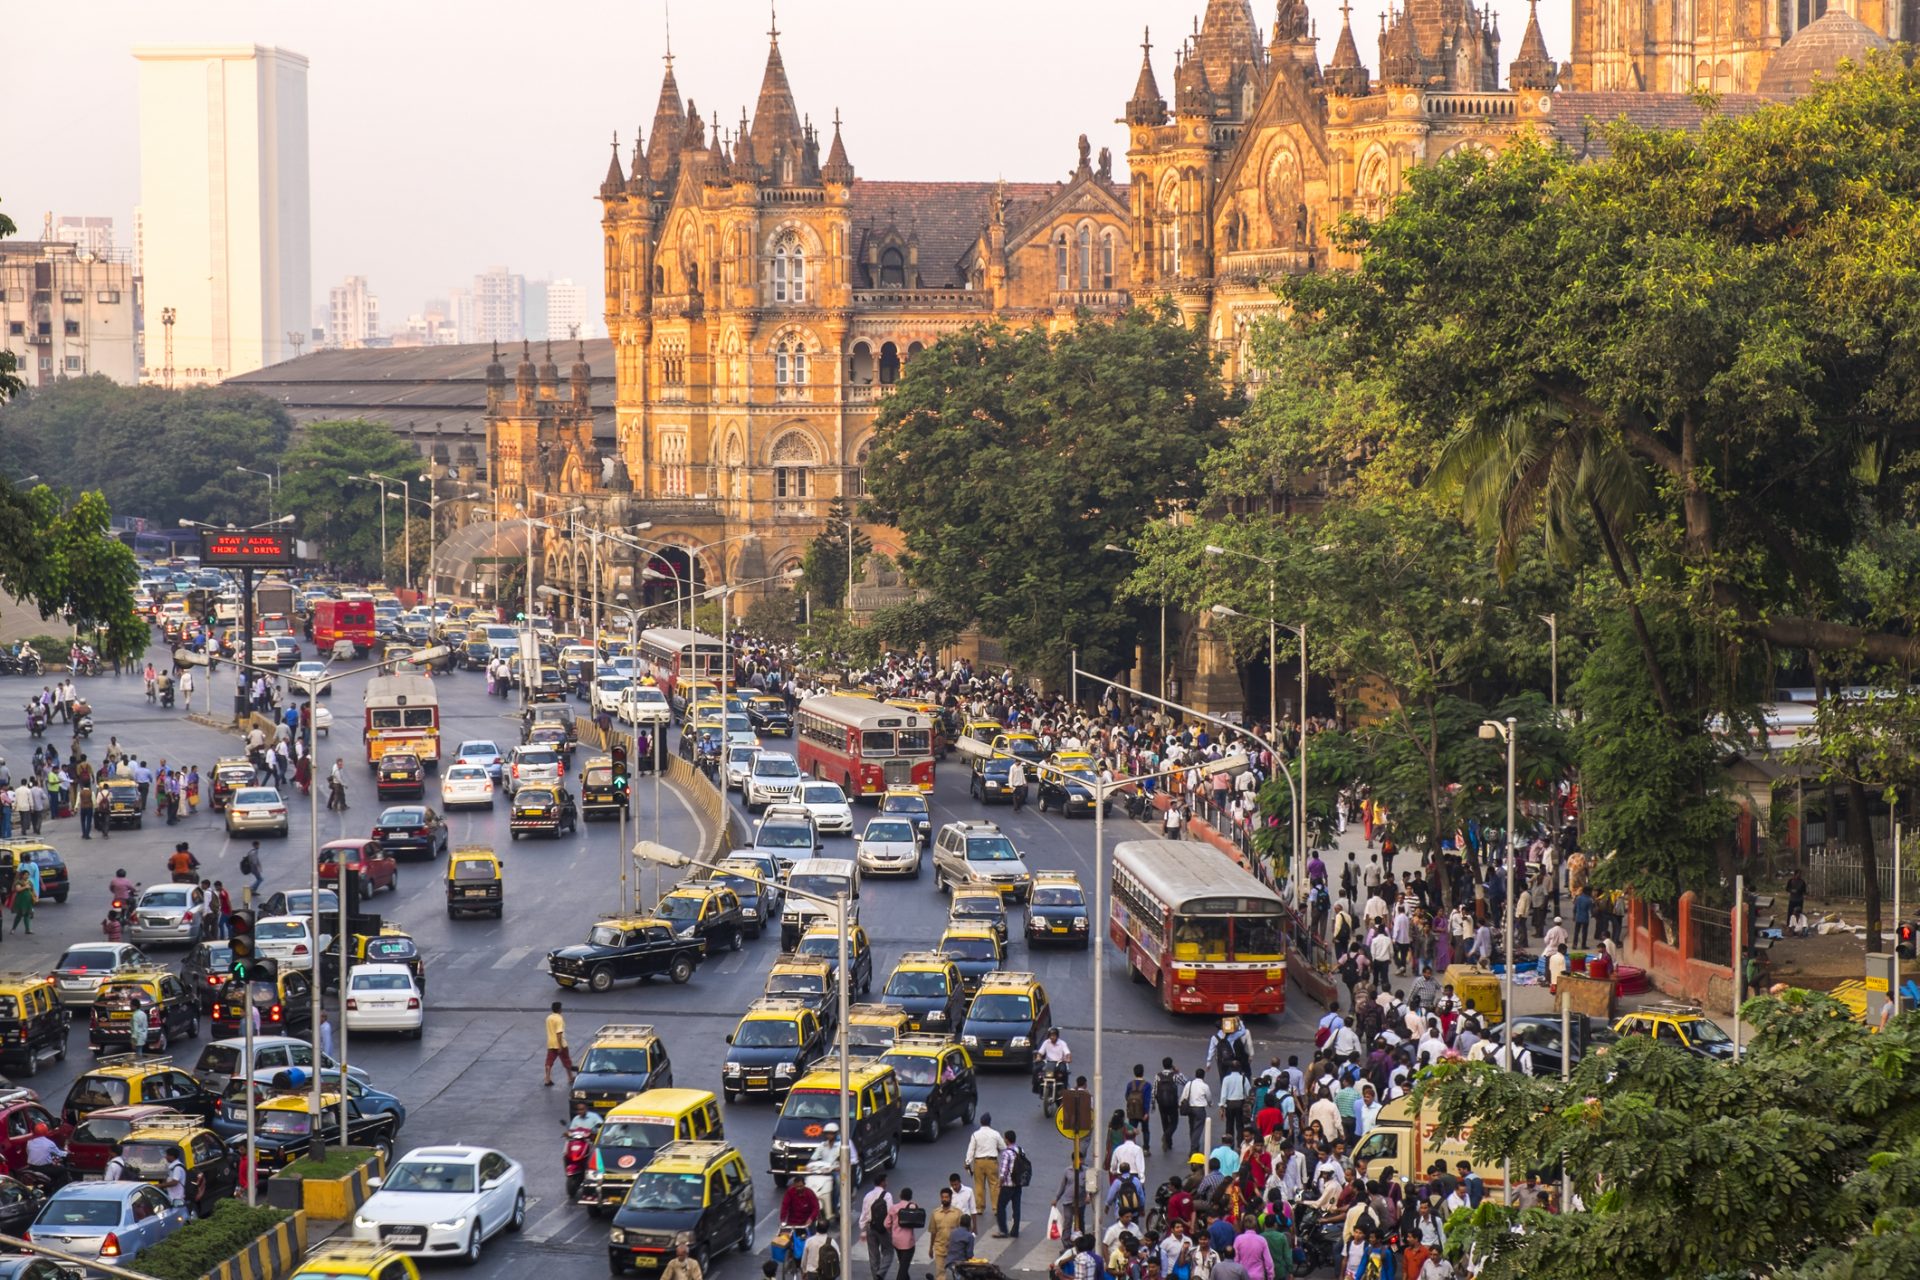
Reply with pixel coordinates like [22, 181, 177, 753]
[1154, 1058, 1187, 1154]
[996, 1129, 1030, 1238]
[1125, 1064, 1155, 1151]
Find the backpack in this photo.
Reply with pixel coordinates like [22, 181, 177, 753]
[870, 1193, 891, 1235]
[1011, 1148, 1033, 1188]
[1125, 1078, 1150, 1122]
[817, 1239, 841, 1280]
[1115, 1177, 1143, 1216]
[240, 853, 256, 877]
[1155, 1068, 1186, 1112]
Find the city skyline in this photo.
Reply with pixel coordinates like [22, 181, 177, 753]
[4, 0, 1575, 352]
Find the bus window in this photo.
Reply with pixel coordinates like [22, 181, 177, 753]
[897, 730, 931, 755]
[404, 708, 437, 728]
[1234, 915, 1285, 962]
[370, 709, 404, 729]
[861, 730, 896, 754]
[1173, 917, 1230, 963]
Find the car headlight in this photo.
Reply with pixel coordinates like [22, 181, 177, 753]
[724, 1061, 742, 1075]
[610, 1228, 627, 1244]
[963, 1034, 979, 1046]
[742, 908, 758, 918]
[353, 1214, 376, 1230]
[905, 1101, 927, 1115]
[1074, 916, 1089, 928]
[776, 1061, 796, 1076]
[1011, 1036, 1031, 1048]
[429, 1217, 469, 1232]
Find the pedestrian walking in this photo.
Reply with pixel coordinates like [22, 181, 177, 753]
[241, 841, 264, 894]
[995, 1130, 1025, 1238]
[544, 1000, 577, 1085]
[965, 1115, 1004, 1220]
[1008, 760, 1027, 813]
[319, 1011, 334, 1061]
[1181, 1069, 1211, 1154]
[887, 1188, 923, 1280]
[10, 872, 33, 934]
[77, 779, 94, 839]
[862, 1175, 895, 1280]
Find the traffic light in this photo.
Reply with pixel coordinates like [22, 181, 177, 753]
[227, 911, 255, 980]
[1898, 922, 1916, 960]
[612, 744, 629, 791]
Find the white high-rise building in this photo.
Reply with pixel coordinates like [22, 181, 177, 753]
[469, 267, 523, 345]
[52, 217, 116, 256]
[546, 278, 587, 341]
[134, 45, 311, 381]
[327, 275, 380, 349]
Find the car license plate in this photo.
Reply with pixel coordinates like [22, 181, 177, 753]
[464, 889, 488, 898]
[387, 1231, 424, 1247]
[984, 1048, 1004, 1057]
[386, 772, 407, 780]
[1052, 925, 1069, 933]
[635, 1257, 659, 1270]
[1223, 1003, 1241, 1013]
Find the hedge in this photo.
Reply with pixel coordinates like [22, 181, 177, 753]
[131, 1199, 291, 1280]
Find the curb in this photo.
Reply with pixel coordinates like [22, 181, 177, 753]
[208, 1209, 307, 1280]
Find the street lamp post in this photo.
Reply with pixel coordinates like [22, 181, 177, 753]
[235, 465, 280, 521]
[1540, 613, 1559, 714]
[369, 475, 412, 591]
[1479, 715, 1518, 1203]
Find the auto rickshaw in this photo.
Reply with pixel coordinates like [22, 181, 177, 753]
[446, 846, 503, 919]
[209, 758, 255, 813]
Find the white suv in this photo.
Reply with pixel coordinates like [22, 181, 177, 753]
[618, 684, 673, 727]
[745, 751, 804, 811]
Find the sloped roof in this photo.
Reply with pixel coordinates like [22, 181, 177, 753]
[1543, 92, 1781, 158]
[1758, 10, 1892, 94]
[846, 180, 1052, 287]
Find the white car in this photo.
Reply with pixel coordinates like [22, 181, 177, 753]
[352, 1145, 527, 1263]
[618, 684, 672, 726]
[724, 744, 759, 791]
[226, 786, 290, 837]
[797, 781, 854, 836]
[292, 660, 333, 695]
[345, 963, 424, 1038]
[744, 751, 804, 811]
[592, 675, 633, 716]
[311, 702, 333, 736]
[253, 915, 329, 972]
[440, 764, 495, 809]
[855, 817, 921, 876]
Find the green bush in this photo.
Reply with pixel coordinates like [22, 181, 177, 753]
[280, 1146, 378, 1180]
[130, 1198, 291, 1280]
[24, 634, 67, 667]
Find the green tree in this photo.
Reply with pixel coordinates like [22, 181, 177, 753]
[1419, 993, 1920, 1280]
[275, 420, 425, 578]
[0, 202, 18, 406]
[867, 599, 967, 655]
[866, 308, 1232, 677]
[740, 593, 802, 644]
[801, 496, 872, 609]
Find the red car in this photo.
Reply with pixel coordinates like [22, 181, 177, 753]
[66, 1103, 179, 1178]
[316, 838, 398, 897]
[0, 1090, 68, 1175]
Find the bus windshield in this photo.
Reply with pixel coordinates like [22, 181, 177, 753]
[861, 731, 896, 753]
[1170, 912, 1286, 962]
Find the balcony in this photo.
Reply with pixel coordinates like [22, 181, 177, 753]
[1050, 290, 1132, 310]
[845, 383, 898, 404]
[772, 499, 817, 521]
[1216, 249, 1314, 283]
[635, 499, 724, 523]
[850, 287, 979, 309]
[651, 292, 703, 318]
[1422, 92, 1516, 118]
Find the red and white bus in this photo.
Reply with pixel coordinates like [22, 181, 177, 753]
[794, 695, 936, 798]
[637, 627, 726, 706]
[1111, 839, 1286, 1016]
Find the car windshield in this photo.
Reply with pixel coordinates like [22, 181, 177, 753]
[626, 1171, 704, 1211]
[350, 973, 412, 991]
[767, 973, 825, 997]
[118, 1140, 179, 1176]
[382, 1161, 476, 1193]
[655, 897, 702, 922]
[446, 767, 488, 782]
[599, 1119, 673, 1150]
[457, 742, 500, 758]
[36, 1198, 121, 1227]
[942, 936, 999, 961]
[380, 808, 426, 824]
[74, 1115, 142, 1144]
[599, 677, 632, 693]
[966, 837, 1019, 862]
[713, 875, 758, 900]
[1032, 886, 1084, 907]
[453, 860, 495, 881]
[365, 939, 416, 961]
[780, 1091, 841, 1122]
[1684, 1018, 1733, 1046]
[803, 785, 846, 806]
[882, 796, 928, 816]
[67, 1078, 130, 1110]
[259, 1110, 313, 1136]
[586, 926, 628, 947]
[757, 826, 814, 849]
[255, 921, 305, 941]
[953, 897, 1003, 919]
[886, 971, 948, 998]
[756, 757, 801, 778]
[143, 889, 191, 908]
[886, 1057, 936, 1086]
[517, 791, 557, 807]
[970, 993, 1032, 1020]
[794, 936, 841, 961]
[863, 821, 915, 844]
[729, 748, 757, 764]
[235, 789, 280, 805]
[518, 751, 561, 769]
[580, 1047, 650, 1074]
[60, 948, 121, 971]
[735, 1020, 801, 1048]
[197, 1046, 242, 1075]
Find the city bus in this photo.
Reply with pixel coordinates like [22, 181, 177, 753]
[1110, 839, 1286, 1016]
[637, 627, 727, 707]
[794, 695, 935, 799]
[363, 672, 442, 766]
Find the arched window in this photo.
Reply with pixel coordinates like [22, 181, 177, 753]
[772, 232, 806, 303]
[772, 431, 817, 499]
[773, 339, 808, 387]
[775, 345, 789, 385]
[1055, 232, 1069, 291]
[879, 341, 900, 386]
[849, 341, 874, 385]
[879, 248, 905, 288]
[848, 441, 871, 498]
[905, 341, 923, 362]
[1101, 231, 1116, 290]
[653, 265, 665, 293]
[1076, 225, 1092, 289]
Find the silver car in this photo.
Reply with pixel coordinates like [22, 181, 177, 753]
[724, 745, 759, 791]
[129, 884, 207, 947]
[225, 786, 289, 837]
[506, 745, 564, 797]
[29, 1183, 188, 1264]
[855, 817, 921, 877]
[52, 943, 151, 1007]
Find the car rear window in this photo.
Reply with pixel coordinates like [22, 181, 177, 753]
[255, 921, 305, 940]
[59, 949, 121, 971]
[518, 750, 561, 768]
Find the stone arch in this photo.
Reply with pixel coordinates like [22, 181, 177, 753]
[1356, 145, 1392, 220]
[765, 220, 824, 305]
[770, 424, 821, 501]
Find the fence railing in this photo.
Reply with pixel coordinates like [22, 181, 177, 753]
[1804, 843, 1920, 902]
[1692, 904, 1734, 968]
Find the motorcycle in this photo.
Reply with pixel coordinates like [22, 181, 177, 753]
[72, 699, 93, 738]
[103, 886, 139, 942]
[1037, 1061, 1067, 1114]
[157, 677, 175, 709]
[25, 705, 45, 738]
[1292, 1206, 1347, 1274]
[563, 1120, 597, 1199]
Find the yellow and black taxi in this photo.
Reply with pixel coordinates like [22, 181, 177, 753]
[1025, 871, 1091, 949]
[744, 693, 791, 737]
[509, 783, 579, 839]
[722, 999, 826, 1102]
[60, 1056, 219, 1127]
[968, 754, 1024, 806]
[212, 967, 314, 1038]
[880, 951, 967, 1035]
[116, 1114, 237, 1215]
[578, 1088, 724, 1213]
[0, 971, 69, 1076]
[446, 846, 503, 919]
[653, 884, 747, 954]
[990, 732, 1045, 766]
[290, 1241, 422, 1280]
[948, 883, 1011, 946]
[374, 752, 427, 800]
[249, 1088, 399, 1179]
[762, 955, 838, 1032]
[703, 859, 777, 940]
[608, 1139, 756, 1274]
[327, 926, 426, 995]
[768, 1057, 902, 1186]
[0, 839, 68, 904]
[547, 918, 705, 993]
[881, 1033, 979, 1143]
[957, 719, 1003, 754]
[961, 971, 1052, 1069]
[843, 1003, 912, 1055]
[88, 970, 199, 1055]
[672, 678, 720, 718]
[1612, 1005, 1737, 1061]
[1036, 751, 1107, 818]
[572, 1024, 675, 1115]
[98, 777, 147, 829]
[877, 788, 933, 846]
[937, 922, 1006, 995]
[792, 920, 875, 995]
[887, 699, 949, 757]
[580, 755, 628, 820]
[208, 758, 256, 813]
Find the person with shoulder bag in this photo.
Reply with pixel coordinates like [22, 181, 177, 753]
[888, 1188, 924, 1280]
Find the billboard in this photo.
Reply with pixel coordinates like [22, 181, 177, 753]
[199, 529, 296, 568]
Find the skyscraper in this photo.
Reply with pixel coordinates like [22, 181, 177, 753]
[134, 44, 311, 380]
[469, 267, 524, 345]
[546, 278, 588, 341]
[327, 276, 380, 348]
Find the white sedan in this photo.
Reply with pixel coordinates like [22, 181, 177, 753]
[798, 781, 854, 836]
[724, 744, 759, 791]
[253, 915, 328, 972]
[439, 764, 495, 809]
[345, 963, 424, 1038]
[292, 660, 333, 695]
[352, 1145, 526, 1263]
[856, 817, 921, 877]
[225, 787, 289, 838]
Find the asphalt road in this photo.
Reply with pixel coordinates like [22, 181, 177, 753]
[2, 640, 1316, 1279]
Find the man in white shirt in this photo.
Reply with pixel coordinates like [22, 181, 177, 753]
[965, 1115, 1005, 1220]
[1180, 1069, 1211, 1154]
[1542, 916, 1569, 954]
[1368, 929, 1394, 989]
[1109, 1129, 1145, 1181]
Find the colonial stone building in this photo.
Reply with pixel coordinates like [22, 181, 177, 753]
[488, 0, 1895, 706]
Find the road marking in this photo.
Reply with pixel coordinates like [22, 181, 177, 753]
[524, 1200, 573, 1243]
[491, 945, 533, 971]
[716, 950, 748, 975]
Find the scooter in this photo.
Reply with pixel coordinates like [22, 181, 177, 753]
[803, 1157, 838, 1231]
[158, 679, 175, 709]
[72, 700, 93, 738]
[1292, 1205, 1347, 1274]
[25, 705, 45, 738]
[564, 1123, 596, 1200]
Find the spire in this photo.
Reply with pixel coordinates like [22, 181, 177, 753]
[731, 105, 758, 180]
[751, 4, 807, 171]
[516, 339, 536, 396]
[538, 338, 559, 387]
[1193, 0, 1263, 93]
[1508, 0, 1557, 90]
[600, 131, 626, 199]
[1327, 0, 1371, 95]
[822, 108, 854, 184]
[1127, 27, 1168, 125]
[645, 53, 685, 181]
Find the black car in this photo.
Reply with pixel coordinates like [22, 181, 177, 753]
[0, 845, 69, 904]
[1036, 764, 1106, 817]
[259, 887, 338, 919]
[1025, 875, 1092, 949]
[881, 1038, 979, 1142]
[707, 871, 773, 939]
[0, 1177, 50, 1245]
[723, 1000, 827, 1101]
[745, 695, 792, 737]
[180, 940, 236, 1011]
[571, 1033, 674, 1113]
[510, 784, 579, 839]
[968, 756, 1024, 804]
[1487, 1014, 1621, 1076]
[249, 1095, 399, 1178]
[371, 805, 450, 859]
[547, 919, 706, 993]
[374, 753, 426, 799]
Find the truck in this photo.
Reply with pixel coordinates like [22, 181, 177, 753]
[310, 599, 376, 657]
[1353, 1096, 1506, 1194]
[254, 577, 296, 620]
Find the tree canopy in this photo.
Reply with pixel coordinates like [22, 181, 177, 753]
[274, 419, 430, 578]
[865, 307, 1233, 677]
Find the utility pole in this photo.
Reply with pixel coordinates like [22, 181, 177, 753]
[161, 307, 176, 390]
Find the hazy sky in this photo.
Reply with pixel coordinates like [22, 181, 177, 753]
[3, 0, 1571, 329]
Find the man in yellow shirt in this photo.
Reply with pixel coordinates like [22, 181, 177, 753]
[544, 1000, 576, 1086]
